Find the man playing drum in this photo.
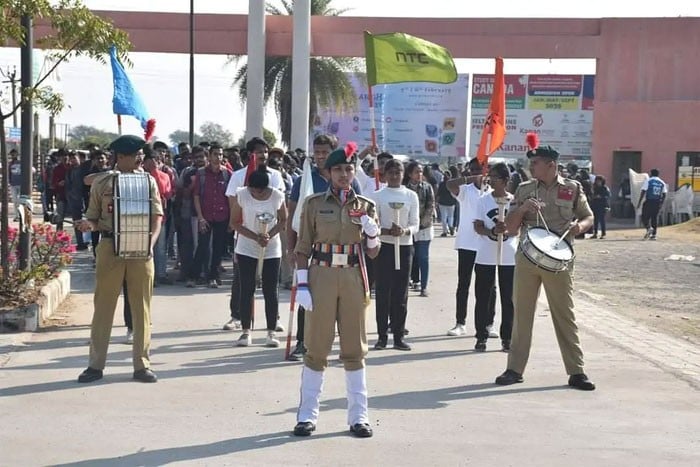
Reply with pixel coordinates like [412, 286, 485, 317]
[494, 133, 596, 391]
[76, 135, 163, 384]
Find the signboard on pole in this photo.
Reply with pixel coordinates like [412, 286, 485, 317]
[5, 127, 21, 143]
[312, 74, 470, 160]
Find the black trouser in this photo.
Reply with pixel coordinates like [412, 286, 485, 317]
[641, 199, 661, 235]
[375, 243, 413, 340]
[474, 264, 514, 341]
[456, 248, 495, 326]
[229, 256, 241, 320]
[192, 220, 228, 280]
[123, 280, 132, 331]
[178, 217, 195, 279]
[237, 254, 280, 331]
[296, 305, 306, 342]
[365, 252, 375, 290]
[592, 204, 607, 236]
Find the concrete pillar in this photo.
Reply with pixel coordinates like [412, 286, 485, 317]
[291, 0, 311, 152]
[245, 0, 265, 140]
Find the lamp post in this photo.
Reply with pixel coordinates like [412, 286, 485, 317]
[188, 0, 195, 147]
[19, 14, 34, 271]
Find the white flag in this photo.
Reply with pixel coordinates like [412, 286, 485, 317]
[292, 157, 315, 232]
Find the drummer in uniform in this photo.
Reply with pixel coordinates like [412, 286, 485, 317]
[76, 135, 164, 384]
[494, 133, 596, 391]
[292, 143, 380, 438]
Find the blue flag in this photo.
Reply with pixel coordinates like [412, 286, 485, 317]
[109, 46, 149, 128]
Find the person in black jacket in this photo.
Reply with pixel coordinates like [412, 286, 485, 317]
[590, 175, 611, 239]
[437, 170, 457, 236]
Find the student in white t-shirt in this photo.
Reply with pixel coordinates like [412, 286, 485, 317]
[229, 169, 287, 348]
[444, 158, 496, 337]
[472, 163, 518, 352]
[370, 159, 419, 351]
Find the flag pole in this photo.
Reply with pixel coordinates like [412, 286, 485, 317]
[367, 84, 380, 191]
[117, 114, 122, 135]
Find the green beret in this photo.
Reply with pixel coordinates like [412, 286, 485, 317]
[526, 145, 559, 161]
[325, 147, 357, 169]
[109, 135, 146, 155]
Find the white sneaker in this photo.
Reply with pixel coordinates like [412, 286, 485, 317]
[125, 329, 133, 344]
[275, 321, 285, 333]
[223, 318, 241, 330]
[236, 332, 251, 347]
[266, 331, 280, 348]
[447, 324, 466, 336]
[487, 325, 499, 338]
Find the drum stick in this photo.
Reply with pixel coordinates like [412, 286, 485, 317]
[554, 225, 574, 247]
[284, 270, 298, 360]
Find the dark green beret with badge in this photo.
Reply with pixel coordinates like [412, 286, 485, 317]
[325, 142, 358, 169]
[525, 132, 559, 161]
[109, 135, 146, 156]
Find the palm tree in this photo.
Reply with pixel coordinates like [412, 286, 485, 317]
[228, 0, 362, 148]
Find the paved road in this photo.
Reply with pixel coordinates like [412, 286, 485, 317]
[1, 236, 699, 466]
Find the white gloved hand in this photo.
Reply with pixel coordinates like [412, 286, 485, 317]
[296, 269, 313, 311]
[360, 214, 379, 237]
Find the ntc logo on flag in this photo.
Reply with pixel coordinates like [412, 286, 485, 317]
[394, 52, 430, 64]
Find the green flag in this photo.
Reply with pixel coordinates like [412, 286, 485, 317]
[364, 31, 458, 86]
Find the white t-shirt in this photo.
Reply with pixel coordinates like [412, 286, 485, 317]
[225, 166, 286, 197]
[454, 183, 491, 251]
[370, 186, 420, 246]
[475, 192, 518, 266]
[234, 187, 285, 259]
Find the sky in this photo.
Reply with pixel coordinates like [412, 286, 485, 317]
[1, 0, 700, 148]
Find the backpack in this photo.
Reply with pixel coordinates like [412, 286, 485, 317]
[197, 167, 231, 199]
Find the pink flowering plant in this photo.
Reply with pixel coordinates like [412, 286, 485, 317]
[0, 223, 75, 309]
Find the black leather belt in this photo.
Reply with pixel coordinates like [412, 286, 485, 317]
[311, 251, 360, 266]
[100, 231, 114, 238]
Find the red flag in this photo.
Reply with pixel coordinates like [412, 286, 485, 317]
[243, 153, 257, 186]
[476, 57, 506, 166]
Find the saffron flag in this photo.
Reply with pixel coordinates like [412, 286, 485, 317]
[243, 153, 257, 186]
[109, 46, 155, 140]
[364, 31, 457, 86]
[476, 57, 506, 166]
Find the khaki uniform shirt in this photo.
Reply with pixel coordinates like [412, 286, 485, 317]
[295, 189, 378, 257]
[86, 172, 163, 232]
[512, 176, 593, 241]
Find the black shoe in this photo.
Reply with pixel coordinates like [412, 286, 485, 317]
[350, 423, 373, 438]
[76, 244, 89, 251]
[77, 367, 103, 383]
[495, 369, 523, 385]
[568, 373, 596, 391]
[293, 421, 316, 436]
[501, 339, 511, 352]
[393, 339, 411, 351]
[474, 339, 487, 352]
[288, 341, 306, 361]
[374, 337, 387, 350]
[133, 368, 158, 383]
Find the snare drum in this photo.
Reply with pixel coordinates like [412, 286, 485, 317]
[520, 226, 574, 272]
[113, 173, 152, 259]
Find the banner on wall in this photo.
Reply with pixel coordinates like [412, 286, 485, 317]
[311, 74, 470, 160]
[470, 74, 595, 162]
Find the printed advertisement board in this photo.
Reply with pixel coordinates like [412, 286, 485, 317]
[312, 74, 470, 160]
[470, 74, 595, 162]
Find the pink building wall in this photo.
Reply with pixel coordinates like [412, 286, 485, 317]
[34, 13, 700, 188]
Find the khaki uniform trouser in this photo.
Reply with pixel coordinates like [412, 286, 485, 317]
[304, 265, 369, 372]
[507, 250, 585, 375]
[89, 239, 153, 371]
